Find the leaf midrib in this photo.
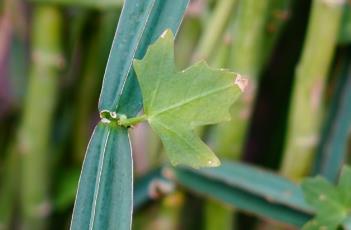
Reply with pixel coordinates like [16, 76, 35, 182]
[149, 84, 233, 118]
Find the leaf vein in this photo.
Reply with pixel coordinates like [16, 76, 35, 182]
[151, 84, 232, 117]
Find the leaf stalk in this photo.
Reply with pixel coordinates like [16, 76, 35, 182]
[118, 114, 148, 127]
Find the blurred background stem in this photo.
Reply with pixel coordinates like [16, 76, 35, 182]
[192, 0, 237, 61]
[17, 5, 63, 229]
[280, 0, 344, 181]
[210, 0, 272, 160]
[0, 0, 350, 229]
[205, 1, 292, 228]
[0, 145, 19, 229]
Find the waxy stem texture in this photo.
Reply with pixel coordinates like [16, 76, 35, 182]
[280, 0, 344, 181]
[19, 5, 63, 229]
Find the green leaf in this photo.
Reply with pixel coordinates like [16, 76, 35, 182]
[71, 124, 132, 230]
[301, 177, 341, 209]
[71, 1, 189, 229]
[315, 60, 351, 181]
[174, 161, 312, 227]
[302, 166, 351, 229]
[302, 219, 338, 230]
[338, 166, 351, 207]
[98, 0, 189, 116]
[134, 30, 244, 168]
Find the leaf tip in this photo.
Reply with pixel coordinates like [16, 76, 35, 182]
[169, 157, 221, 168]
[207, 158, 221, 167]
[133, 58, 140, 66]
[160, 29, 175, 40]
[234, 74, 248, 92]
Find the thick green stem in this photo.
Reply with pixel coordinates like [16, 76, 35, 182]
[18, 5, 63, 229]
[192, 0, 237, 61]
[280, 0, 344, 181]
[118, 114, 148, 127]
[204, 200, 233, 230]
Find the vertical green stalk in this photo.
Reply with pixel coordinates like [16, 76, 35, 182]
[203, 36, 234, 230]
[192, 0, 237, 61]
[205, 2, 291, 228]
[0, 145, 19, 229]
[230, 0, 271, 77]
[175, 16, 201, 68]
[211, 0, 272, 160]
[280, 0, 344, 181]
[18, 5, 63, 228]
[204, 200, 233, 230]
[73, 11, 118, 163]
[182, 1, 238, 229]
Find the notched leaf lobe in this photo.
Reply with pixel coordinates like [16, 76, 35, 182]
[133, 29, 244, 168]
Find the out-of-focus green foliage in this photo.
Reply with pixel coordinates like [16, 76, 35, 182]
[0, 0, 350, 229]
[302, 166, 351, 230]
[134, 29, 242, 168]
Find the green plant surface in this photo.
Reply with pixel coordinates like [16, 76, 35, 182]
[192, 0, 237, 61]
[339, 3, 351, 45]
[175, 16, 202, 69]
[210, 0, 291, 159]
[0, 145, 20, 228]
[29, 0, 123, 8]
[230, 0, 271, 77]
[98, 0, 189, 116]
[314, 53, 351, 182]
[71, 1, 189, 229]
[174, 161, 313, 227]
[15, 5, 64, 229]
[280, 0, 344, 181]
[73, 11, 119, 163]
[301, 165, 351, 230]
[51, 167, 167, 214]
[54, 168, 81, 212]
[204, 200, 233, 230]
[132, 29, 244, 168]
[259, 0, 292, 68]
[71, 124, 132, 230]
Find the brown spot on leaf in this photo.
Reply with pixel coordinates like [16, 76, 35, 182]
[234, 74, 249, 92]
